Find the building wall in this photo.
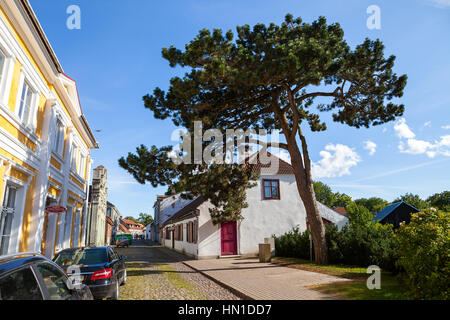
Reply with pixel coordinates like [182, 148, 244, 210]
[0, 1, 96, 258]
[86, 167, 107, 247]
[162, 175, 311, 259]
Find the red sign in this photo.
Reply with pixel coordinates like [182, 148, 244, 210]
[45, 205, 67, 213]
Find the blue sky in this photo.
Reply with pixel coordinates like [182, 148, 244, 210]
[30, 0, 450, 218]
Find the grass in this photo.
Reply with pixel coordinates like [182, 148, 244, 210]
[273, 257, 409, 300]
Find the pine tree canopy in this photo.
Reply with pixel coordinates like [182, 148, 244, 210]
[119, 14, 407, 226]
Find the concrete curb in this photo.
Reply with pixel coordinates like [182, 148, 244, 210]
[181, 261, 254, 301]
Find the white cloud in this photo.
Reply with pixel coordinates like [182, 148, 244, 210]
[363, 140, 377, 156]
[311, 144, 361, 179]
[394, 118, 416, 139]
[395, 119, 450, 158]
[424, 0, 450, 8]
[382, 128, 388, 133]
[423, 121, 432, 128]
[442, 125, 450, 130]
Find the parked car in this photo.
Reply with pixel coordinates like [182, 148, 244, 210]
[53, 246, 127, 300]
[0, 252, 93, 300]
[115, 239, 129, 248]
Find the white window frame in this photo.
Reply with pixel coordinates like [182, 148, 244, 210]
[78, 153, 86, 177]
[70, 144, 78, 171]
[15, 74, 38, 130]
[53, 119, 65, 156]
[0, 43, 14, 107]
[0, 174, 28, 255]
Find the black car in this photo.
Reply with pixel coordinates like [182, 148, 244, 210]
[0, 252, 93, 300]
[53, 246, 127, 300]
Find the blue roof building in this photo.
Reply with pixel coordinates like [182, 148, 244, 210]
[373, 201, 420, 228]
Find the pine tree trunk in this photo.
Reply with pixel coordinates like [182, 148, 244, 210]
[287, 139, 328, 265]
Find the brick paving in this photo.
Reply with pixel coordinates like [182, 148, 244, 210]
[115, 240, 240, 300]
[184, 257, 350, 300]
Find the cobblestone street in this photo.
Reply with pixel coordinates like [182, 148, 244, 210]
[115, 240, 240, 300]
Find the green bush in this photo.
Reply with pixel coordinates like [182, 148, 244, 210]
[395, 209, 450, 300]
[275, 227, 311, 260]
[276, 217, 397, 270]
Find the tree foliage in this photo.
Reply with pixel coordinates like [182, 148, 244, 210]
[138, 213, 154, 226]
[394, 193, 429, 210]
[354, 197, 389, 214]
[395, 209, 450, 299]
[427, 191, 450, 212]
[119, 14, 406, 264]
[313, 181, 353, 208]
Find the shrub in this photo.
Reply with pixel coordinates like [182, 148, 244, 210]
[395, 209, 450, 299]
[338, 222, 396, 271]
[275, 227, 311, 260]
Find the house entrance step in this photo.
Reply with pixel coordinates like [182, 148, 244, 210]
[219, 255, 242, 259]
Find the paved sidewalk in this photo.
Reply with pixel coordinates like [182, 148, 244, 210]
[184, 258, 349, 300]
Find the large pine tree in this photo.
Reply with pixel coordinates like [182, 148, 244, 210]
[120, 14, 407, 264]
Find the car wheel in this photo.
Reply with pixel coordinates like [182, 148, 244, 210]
[121, 270, 127, 286]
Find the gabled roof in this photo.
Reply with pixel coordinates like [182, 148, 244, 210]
[316, 202, 349, 229]
[119, 223, 130, 233]
[246, 151, 295, 175]
[105, 216, 114, 226]
[373, 201, 420, 222]
[161, 197, 205, 227]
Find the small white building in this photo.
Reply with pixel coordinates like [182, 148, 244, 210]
[158, 155, 348, 259]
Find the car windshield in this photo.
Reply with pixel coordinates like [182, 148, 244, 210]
[54, 248, 107, 267]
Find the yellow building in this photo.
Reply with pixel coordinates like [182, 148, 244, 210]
[0, 0, 98, 258]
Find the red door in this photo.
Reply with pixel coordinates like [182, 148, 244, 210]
[221, 221, 237, 256]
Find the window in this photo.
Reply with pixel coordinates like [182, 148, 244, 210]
[0, 185, 17, 255]
[53, 120, 64, 156]
[63, 207, 73, 245]
[263, 179, 280, 200]
[70, 144, 77, 170]
[35, 263, 71, 300]
[187, 221, 197, 244]
[165, 228, 171, 240]
[54, 248, 108, 267]
[0, 267, 43, 300]
[0, 50, 5, 85]
[78, 154, 85, 176]
[17, 80, 35, 127]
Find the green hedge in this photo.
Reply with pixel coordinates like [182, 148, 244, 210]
[275, 221, 397, 271]
[395, 209, 449, 300]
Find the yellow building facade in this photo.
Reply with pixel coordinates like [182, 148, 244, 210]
[0, 0, 98, 258]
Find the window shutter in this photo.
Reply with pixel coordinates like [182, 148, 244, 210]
[194, 220, 198, 244]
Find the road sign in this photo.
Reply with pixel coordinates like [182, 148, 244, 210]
[45, 205, 67, 213]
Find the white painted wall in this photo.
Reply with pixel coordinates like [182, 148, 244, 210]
[163, 174, 348, 259]
[239, 174, 307, 255]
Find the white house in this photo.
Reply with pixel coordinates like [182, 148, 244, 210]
[157, 154, 348, 259]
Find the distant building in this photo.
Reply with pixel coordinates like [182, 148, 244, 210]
[120, 218, 144, 238]
[333, 207, 347, 217]
[106, 201, 121, 244]
[86, 166, 107, 246]
[373, 201, 420, 228]
[157, 153, 348, 259]
[105, 216, 115, 245]
[151, 195, 169, 243]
